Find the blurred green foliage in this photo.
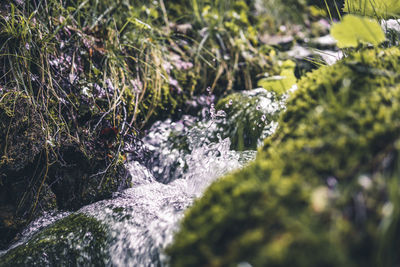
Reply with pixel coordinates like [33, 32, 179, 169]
[331, 15, 385, 48]
[167, 47, 400, 266]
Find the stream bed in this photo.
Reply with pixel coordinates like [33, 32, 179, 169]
[0, 89, 287, 266]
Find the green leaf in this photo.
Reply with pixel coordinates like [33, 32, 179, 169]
[330, 15, 386, 48]
[344, 0, 400, 18]
[258, 60, 297, 94]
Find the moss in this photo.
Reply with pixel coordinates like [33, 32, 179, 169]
[0, 214, 109, 266]
[167, 48, 400, 266]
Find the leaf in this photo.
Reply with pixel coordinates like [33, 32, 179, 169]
[344, 0, 400, 19]
[258, 60, 297, 94]
[330, 15, 386, 48]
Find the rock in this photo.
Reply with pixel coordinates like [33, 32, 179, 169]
[47, 144, 131, 211]
[381, 19, 400, 46]
[286, 45, 324, 77]
[287, 45, 312, 59]
[0, 214, 109, 266]
[307, 34, 337, 49]
[0, 93, 49, 248]
[216, 89, 287, 150]
[313, 49, 343, 65]
[0, 92, 131, 249]
[167, 48, 400, 266]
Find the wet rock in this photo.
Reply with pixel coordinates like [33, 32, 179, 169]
[167, 48, 400, 266]
[0, 214, 109, 266]
[216, 89, 287, 150]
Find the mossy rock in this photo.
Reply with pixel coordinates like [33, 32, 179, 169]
[0, 214, 109, 266]
[216, 89, 286, 151]
[167, 48, 400, 266]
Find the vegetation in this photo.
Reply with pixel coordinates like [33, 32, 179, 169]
[343, 0, 400, 18]
[331, 15, 386, 48]
[167, 47, 400, 267]
[3, 0, 399, 265]
[168, 2, 400, 265]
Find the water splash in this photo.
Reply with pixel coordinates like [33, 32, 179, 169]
[80, 123, 252, 266]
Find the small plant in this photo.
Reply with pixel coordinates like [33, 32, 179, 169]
[331, 0, 400, 49]
[331, 14, 385, 48]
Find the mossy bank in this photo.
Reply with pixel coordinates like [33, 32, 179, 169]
[167, 47, 400, 266]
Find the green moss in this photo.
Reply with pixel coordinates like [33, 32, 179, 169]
[167, 48, 400, 266]
[0, 214, 109, 266]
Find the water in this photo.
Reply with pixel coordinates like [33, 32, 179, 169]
[0, 121, 252, 265]
[81, 132, 252, 266]
[0, 89, 287, 266]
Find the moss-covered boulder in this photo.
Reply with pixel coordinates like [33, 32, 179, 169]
[167, 47, 400, 266]
[0, 214, 109, 266]
[216, 89, 286, 150]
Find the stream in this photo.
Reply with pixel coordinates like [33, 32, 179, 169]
[0, 88, 287, 266]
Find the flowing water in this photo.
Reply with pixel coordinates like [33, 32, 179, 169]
[80, 121, 255, 266]
[0, 89, 288, 266]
